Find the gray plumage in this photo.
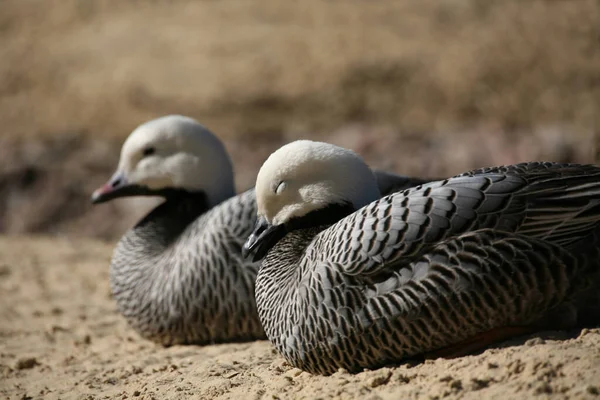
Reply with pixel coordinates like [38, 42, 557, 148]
[253, 161, 600, 375]
[92, 119, 429, 346]
[372, 169, 439, 196]
[111, 189, 264, 345]
[110, 178, 428, 346]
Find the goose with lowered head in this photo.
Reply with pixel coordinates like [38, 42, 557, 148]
[92, 116, 431, 346]
[243, 139, 600, 375]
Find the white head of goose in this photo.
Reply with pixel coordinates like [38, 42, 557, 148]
[244, 140, 600, 375]
[92, 115, 266, 346]
[92, 115, 234, 206]
[244, 140, 381, 260]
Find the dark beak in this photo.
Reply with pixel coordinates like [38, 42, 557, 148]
[91, 171, 146, 204]
[242, 216, 286, 262]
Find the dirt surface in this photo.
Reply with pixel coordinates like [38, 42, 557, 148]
[1, 1, 600, 399]
[1, 237, 599, 400]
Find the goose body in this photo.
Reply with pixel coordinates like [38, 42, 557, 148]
[244, 140, 600, 375]
[109, 189, 263, 345]
[92, 117, 430, 345]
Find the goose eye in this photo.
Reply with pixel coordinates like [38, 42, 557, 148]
[142, 147, 155, 157]
[275, 181, 286, 194]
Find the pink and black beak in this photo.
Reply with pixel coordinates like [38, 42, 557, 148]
[91, 171, 147, 204]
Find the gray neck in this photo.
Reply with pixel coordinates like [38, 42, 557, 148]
[128, 191, 209, 255]
[108, 191, 210, 342]
[255, 226, 326, 325]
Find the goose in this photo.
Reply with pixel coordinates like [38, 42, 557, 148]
[91, 116, 432, 346]
[243, 139, 600, 375]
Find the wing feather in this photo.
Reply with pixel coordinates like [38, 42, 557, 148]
[316, 162, 600, 276]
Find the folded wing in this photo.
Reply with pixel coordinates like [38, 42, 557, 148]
[316, 162, 600, 276]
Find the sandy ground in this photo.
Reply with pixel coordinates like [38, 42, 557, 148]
[1, 1, 599, 398]
[1, 236, 599, 400]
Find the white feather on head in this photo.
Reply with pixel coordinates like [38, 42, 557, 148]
[117, 115, 235, 206]
[255, 140, 380, 225]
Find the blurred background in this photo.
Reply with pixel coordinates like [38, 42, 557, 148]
[0, 0, 598, 241]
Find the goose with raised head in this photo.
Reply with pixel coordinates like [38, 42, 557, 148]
[243, 140, 600, 375]
[91, 115, 264, 345]
[92, 116, 431, 346]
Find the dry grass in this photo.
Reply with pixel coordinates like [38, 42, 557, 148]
[0, 0, 598, 238]
[1, 0, 598, 139]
